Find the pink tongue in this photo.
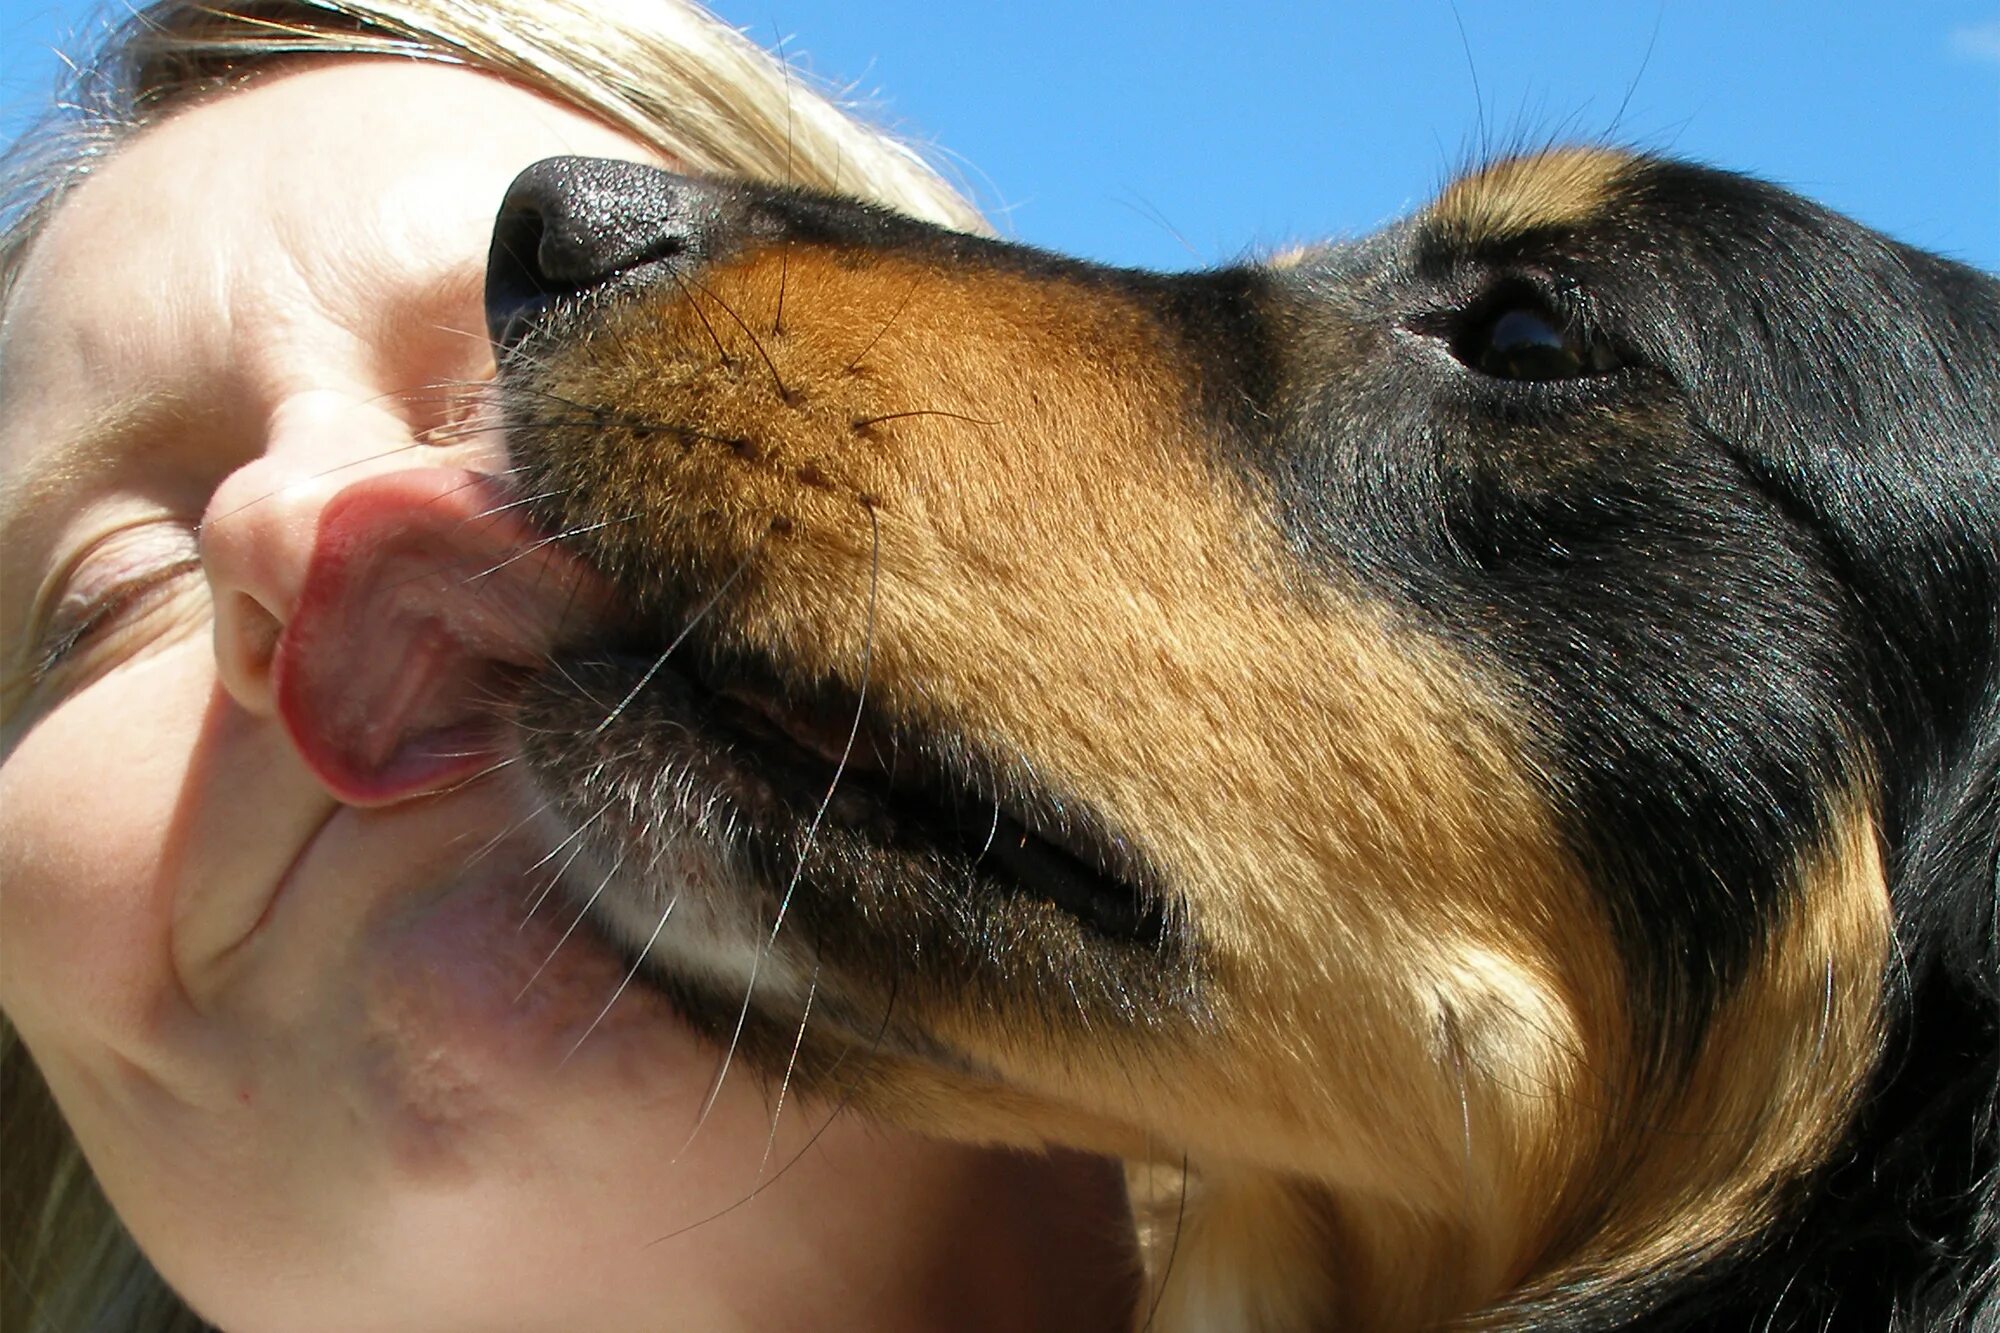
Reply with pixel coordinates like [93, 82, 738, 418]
[273, 468, 610, 806]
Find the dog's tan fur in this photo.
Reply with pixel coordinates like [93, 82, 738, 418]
[1429, 149, 1629, 247]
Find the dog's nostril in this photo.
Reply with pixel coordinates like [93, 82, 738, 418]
[485, 204, 563, 351]
[484, 155, 722, 351]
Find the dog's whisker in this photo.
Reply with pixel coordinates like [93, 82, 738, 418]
[559, 883, 676, 1062]
[842, 271, 926, 375]
[850, 407, 997, 431]
[433, 751, 521, 795]
[463, 525, 609, 583]
[516, 847, 579, 927]
[683, 503, 880, 1155]
[756, 958, 821, 1182]
[974, 795, 1002, 870]
[519, 797, 618, 924]
[519, 850, 627, 1004]
[773, 238, 792, 336]
[453, 796, 561, 876]
[775, 29, 798, 191]
[437, 510, 656, 602]
[461, 487, 572, 525]
[667, 269, 735, 371]
[651, 961, 902, 1241]
[590, 535, 764, 739]
[763, 501, 879, 943]
[196, 439, 433, 531]
[684, 272, 790, 400]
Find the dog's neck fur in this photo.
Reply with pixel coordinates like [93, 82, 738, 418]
[1130, 807, 1896, 1332]
[1138, 1169, 1502, 1331]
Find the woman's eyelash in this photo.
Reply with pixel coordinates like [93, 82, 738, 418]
[32, 553, 205, 686]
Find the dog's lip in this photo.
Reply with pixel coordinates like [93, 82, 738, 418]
[585, 641, 1170, 946]
[273, 467, 618, 805]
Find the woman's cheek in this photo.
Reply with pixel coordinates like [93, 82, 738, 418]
[0, 641, 215, 1039]
[169, 673, 344, 994]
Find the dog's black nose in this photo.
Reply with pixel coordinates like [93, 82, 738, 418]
[485, 157, 722, 351]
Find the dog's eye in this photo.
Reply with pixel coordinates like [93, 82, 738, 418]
[1457, 303, 1620, 381]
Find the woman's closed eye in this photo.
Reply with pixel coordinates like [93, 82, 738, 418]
[29, 522, 206, 688]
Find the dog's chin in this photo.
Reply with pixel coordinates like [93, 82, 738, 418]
[503, 637, 1176, 1067]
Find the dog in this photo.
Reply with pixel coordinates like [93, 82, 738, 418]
[480, 147, 1999, 1331]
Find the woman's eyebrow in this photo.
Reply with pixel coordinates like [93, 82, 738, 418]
[0, 393, 200, 601]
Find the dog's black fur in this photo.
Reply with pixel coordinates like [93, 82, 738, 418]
[1307, 162, 2000, 1330]
[489, 149, 2000, 1330]
[1243, 157, 2000, 1331]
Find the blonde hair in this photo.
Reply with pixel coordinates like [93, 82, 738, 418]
[0, 3, 981, 1327]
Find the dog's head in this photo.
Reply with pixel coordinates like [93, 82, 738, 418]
[486, 149, 1999, 1323]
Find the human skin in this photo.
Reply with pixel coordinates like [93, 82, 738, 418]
[0, 61, 1133, 1332]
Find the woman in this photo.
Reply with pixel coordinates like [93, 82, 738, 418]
[0, 3, 1136, 1329]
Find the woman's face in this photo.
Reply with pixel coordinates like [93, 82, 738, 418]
[0, 61, 1126, 1333]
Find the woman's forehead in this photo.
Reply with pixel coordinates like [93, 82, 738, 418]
[7, 63, 570, 373]
[3, 58, 664, 408]
[0, 61, 661, 561]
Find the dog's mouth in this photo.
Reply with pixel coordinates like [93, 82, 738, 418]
[266, 458, 1173, 1074]
[531, 624, 1171, 954]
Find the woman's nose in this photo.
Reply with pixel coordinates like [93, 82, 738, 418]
[200, 387, 613, 805]
[200, 392, 423, 716]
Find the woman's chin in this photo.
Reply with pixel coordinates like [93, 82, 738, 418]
[339, 787, 719, 1113]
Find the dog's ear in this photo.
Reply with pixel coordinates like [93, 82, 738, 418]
[1959, 696, 2000, 1305]
[1913, 689, 2000, 984]
[1818, 684, 2000, 1328]
[1898, 683, 2000, 1317]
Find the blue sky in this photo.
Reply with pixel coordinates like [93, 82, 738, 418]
[4, 1, 1996, 272]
